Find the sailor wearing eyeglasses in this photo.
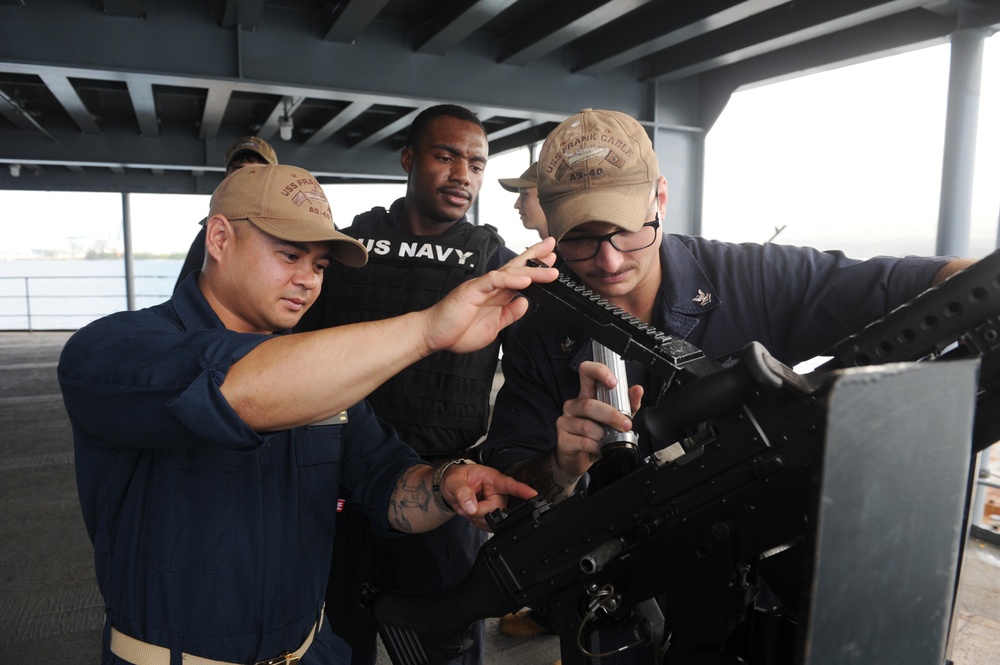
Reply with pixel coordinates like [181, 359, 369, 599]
[478, 107, 969, 662]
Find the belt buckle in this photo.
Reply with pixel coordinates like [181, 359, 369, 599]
[255, 652, 299, 665]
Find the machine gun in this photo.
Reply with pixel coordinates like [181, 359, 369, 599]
[369, 250, 1000, 665]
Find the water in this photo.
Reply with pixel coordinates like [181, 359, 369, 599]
[0, 259, 182, 331]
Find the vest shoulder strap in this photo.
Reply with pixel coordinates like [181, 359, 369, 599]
[349, 207, 389, 235]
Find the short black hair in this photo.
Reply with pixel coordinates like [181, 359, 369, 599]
[405, 104, 486, 149]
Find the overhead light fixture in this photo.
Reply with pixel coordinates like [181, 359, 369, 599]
[9, 164, 20, 178]
[279, 115, 294, 141]
[278, 97, 295, 141]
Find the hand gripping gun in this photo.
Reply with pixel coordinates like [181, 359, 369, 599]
[368, 252, 1000, 665]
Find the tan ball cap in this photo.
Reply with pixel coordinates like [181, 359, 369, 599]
[498, 161, 538, 192]
[224, 136, 278, 167]
[537, 109, 659, 241]
[209, 164, 368, 268]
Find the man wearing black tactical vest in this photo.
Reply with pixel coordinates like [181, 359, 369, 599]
[296, 105, 514, 665]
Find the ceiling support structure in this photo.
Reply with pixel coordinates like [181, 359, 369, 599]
[121, 192, 135, 312]
[936, 25, 990, 257]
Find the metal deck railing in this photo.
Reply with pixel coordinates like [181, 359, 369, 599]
[0, 274, 174, 331]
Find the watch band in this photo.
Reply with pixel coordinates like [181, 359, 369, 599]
[431, 458, 476, 513]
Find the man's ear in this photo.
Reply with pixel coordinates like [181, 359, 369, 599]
[657, 175, 669, 213]
[400, 146, 414, 175]
[204, 214, 234, 263]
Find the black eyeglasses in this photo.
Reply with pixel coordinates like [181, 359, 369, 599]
[556, 214, 660, 262]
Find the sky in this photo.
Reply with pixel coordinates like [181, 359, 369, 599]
[0, 150, 538, 260]
[703, 37, 999, 259]
[0, 35, 996, 261]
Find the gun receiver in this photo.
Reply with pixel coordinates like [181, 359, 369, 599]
[520, 259, 720, 383]
[374, 360, 827, 664]
[371, 251, 1000, 665]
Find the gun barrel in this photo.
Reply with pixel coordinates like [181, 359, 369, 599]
[580, 538, 625, 574]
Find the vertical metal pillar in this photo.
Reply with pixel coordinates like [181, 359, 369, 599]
[122, 192, 136, 311]
[995, 202, 1000, 250]
[690, 131, 705, 238]
[470, 193, 480, 227]
[936, 27, 989, 257]
[23, 277, 32, 332]
[972, 450, 990, 529]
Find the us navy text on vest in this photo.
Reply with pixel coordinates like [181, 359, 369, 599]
[357, 238, 480, 270]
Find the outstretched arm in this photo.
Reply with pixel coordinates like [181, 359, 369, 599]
[388, 461, 539, 533]
[221, 238, 558, 431]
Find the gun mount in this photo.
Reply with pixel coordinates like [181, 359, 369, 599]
[370, 250, 1000, 665]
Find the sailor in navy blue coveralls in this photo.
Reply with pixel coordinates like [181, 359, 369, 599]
[60, 274, 422, 664]
[58, 162, 553, 665]
[478, 107, 967, 664]
[481, 238, 956, 664]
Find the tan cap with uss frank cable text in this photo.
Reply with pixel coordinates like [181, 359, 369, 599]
[209, 164, 368, 268]
[537, 109, 659, 241]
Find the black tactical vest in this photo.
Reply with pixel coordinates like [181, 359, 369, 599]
[321, 205, 506, 458]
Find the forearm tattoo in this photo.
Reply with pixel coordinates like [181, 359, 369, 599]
[388, 466, 431, 533]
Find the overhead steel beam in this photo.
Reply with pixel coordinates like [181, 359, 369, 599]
[416, 0, 518, 55]
[643, 0, 932, 83]
[199, 85, 234, 140]
[350, 108, 423, 150]
[0, 58, 589, 175]
[574, 0, 791, 76]
[304, 101, 368, 147]
[0, 125, 414, 179]
[37, 73, 101, 134]
[0, 165, 403, 195]
[498, 0, 661, 66]
[0, 165, 222, 195]
[0, 9, 648, 124]
[324, 0, 390, 44]
[695, 9, 958, 129]
[488, 122, 560, 157]
[484, 118, 536, 142]
[0, 60, 590, 130]
[0, 87, 56, 140]
[125, 79, 159, 137]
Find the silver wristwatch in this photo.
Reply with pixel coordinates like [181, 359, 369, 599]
[431, 458, 476, 513]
